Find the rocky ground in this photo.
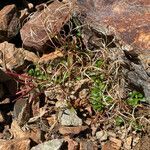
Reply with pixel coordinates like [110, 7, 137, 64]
[0, 0, 149, 150]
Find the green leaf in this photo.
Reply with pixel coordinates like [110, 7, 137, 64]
[127, 91, 145, 107]
[115, 116, 124, 126]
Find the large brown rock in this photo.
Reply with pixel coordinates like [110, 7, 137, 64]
[0, 4, 20, 41]
[78, 0, 150, 52]
[20, 0, 76, 52]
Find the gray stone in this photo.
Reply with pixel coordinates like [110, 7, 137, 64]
[31, 139, 64, 150]
[59, 108, 82, 126]
[124, 61, 150, 103]
[96, 130, 108, 141]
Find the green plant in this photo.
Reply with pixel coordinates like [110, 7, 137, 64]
[115, 116, 124, 126]
[90, 73, 112, 112]
[94, 59, 104, 68]
[127, 91, 145, 107]
[28, 66, 47, 80]
[131, 121, 143, 131]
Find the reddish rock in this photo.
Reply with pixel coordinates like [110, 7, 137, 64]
[59, 126, 88, 135]
[78, 0, 150, 52]
[0, 4, 20, 41]
[20, 0, 76, 51]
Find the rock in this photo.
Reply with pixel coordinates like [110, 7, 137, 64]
[0, 41, 39, 70]
[31, 139, 64, 150]
[59, 126, 88, 135]
[96, 130, 108, 141]
[124, 136, 132, 150]
[78, 0, 150, 52]
[20, 0, 76, 51]
[110, 137, 122, 150]
[107, 131, 116, 138]
[64, 137, 78, 150]
[13, 98, 31, 127]
[0, 4, 20, 42]
[102, 141, 121, 150]
[59, 108, 82, 126]
[79, 140, 98, 150]
[0, 138, 30, 150]
[124, 61, 150, 103]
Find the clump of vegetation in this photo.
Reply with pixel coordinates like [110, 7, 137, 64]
[127, 91, 145, 107]
[13, 17, 147, 135]
[28, 66, 47, 80]
[115, 116, 124, 126]
[90, 70, 112, 111]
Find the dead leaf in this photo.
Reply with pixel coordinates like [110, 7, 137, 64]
[38, 50, 64, 64]
[10, 120, 28, 139]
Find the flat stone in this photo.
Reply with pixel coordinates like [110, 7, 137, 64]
[20, 0, 76, 51]
[96, 130, 108, 141]
[59, 126, 88, 135]
[31, 139, 64, 150]
[59, 108, 82, 126]
[13, 98, 31, 127]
